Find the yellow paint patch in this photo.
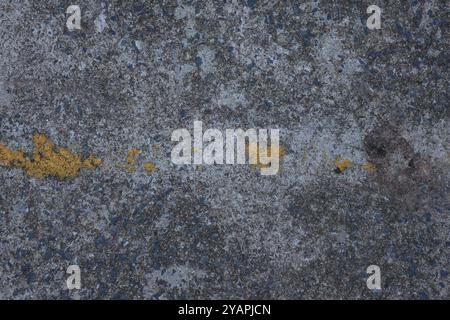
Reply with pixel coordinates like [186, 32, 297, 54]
[362, 161, 377, 173]
[335, 156, 351, 173]
[0, 134, 101, 179]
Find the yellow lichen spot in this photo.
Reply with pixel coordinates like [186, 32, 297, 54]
[0, 134, 101, 179]
[246, 143, 285, 171]
[0, 144, 26, 167]
[83, 155, 102, 169]
[335, 156, 351, 173]
[124, 148, 140, 172]
[362, 161, 377, 174]
[143, 162, 155, 173]
[127, 149, 140, 164]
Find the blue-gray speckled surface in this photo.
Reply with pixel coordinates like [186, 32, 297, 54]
[0, 0, 448, 299]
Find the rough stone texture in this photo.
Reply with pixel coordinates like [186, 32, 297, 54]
[0, 0, 448, 299]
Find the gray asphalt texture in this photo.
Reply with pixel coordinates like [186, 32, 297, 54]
[0, 0, 449, 299]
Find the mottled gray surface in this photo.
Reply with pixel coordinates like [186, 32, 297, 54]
[0, 0, 449, 299]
